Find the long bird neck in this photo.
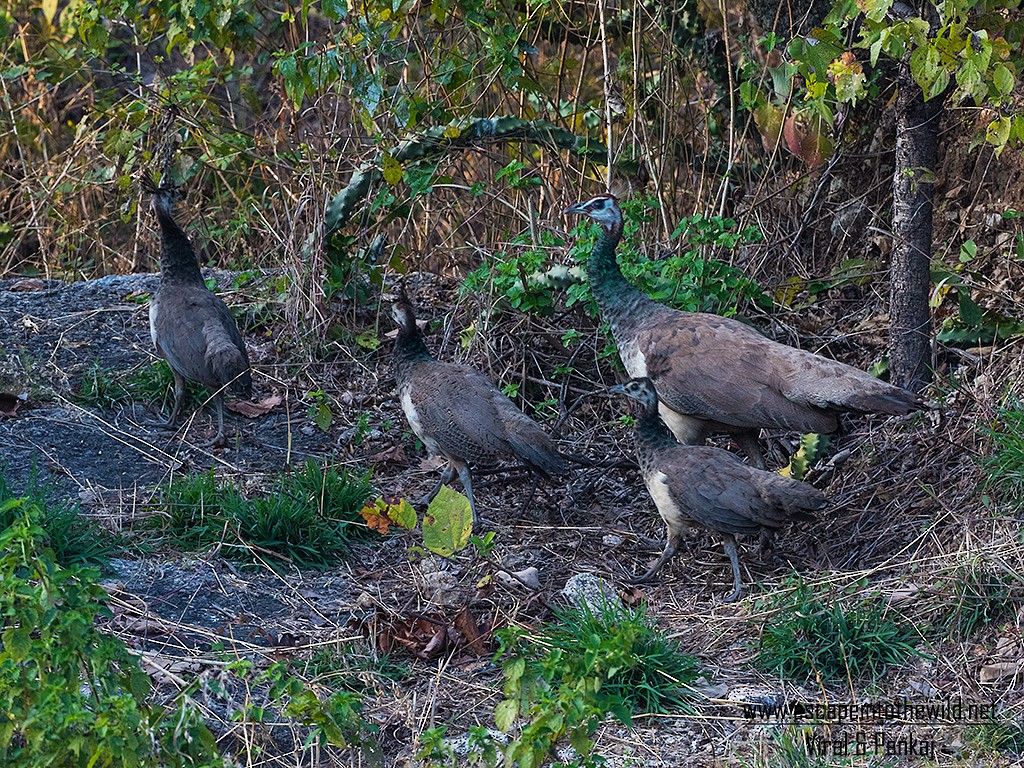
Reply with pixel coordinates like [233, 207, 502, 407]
[393, 319, 433, 382]
[633, 402, 681, 467]
[154, 205, 204, 284]
[587, 221, 657, 330]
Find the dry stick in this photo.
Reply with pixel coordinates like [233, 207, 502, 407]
[597, 0, 614, 190]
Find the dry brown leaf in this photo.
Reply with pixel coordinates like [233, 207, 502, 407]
[226, 393, 282, 418]
[9, 278, 46, 292]
[367, 444, 409, 466]
[979, 661, 1022, 684]
[359, 505, 391, 535]
[454, 605, 489, 656]
[419, 455, 447, 471]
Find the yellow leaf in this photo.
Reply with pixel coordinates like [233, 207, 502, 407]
[381, 154, 403, 186]
[41, 0, 57, 23]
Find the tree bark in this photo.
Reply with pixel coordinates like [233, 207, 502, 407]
[890, 57, 941, 391]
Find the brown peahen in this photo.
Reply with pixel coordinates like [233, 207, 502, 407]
[611, 377, 826, 602]
[147, 184, 251, 447]
[391, 291, 566, 523]
[565, 194, 925, 468]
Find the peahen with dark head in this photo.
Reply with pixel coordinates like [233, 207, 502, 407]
[391, 290, 566, 523]
[565, 194, 925, 468]
[610, 377, 826, 602]
[147, 181, 251, 447]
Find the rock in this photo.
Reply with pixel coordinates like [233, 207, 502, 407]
[561, 572, 622, 612]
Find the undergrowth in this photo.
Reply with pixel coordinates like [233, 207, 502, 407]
[979, 400, 1024, 509]
[0, 467, 118, 567]
[0, 500, 223, 767]
[755, 577, 923, 681]
[156, 460, 373, 569]
[0, 500, 377, 765]
[464, 196, 769, 322]
[937, 560, 1020, 639]
[419, 599, 700, 767]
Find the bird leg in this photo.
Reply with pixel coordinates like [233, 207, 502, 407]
[627, 530, 681, 584]
[733, 431, 766, 470]
[721, 534, 744, 603]
[417, 464, 455, 508]
[146, 369, 188, 430]
[194, 393, 228, 449]
[454, 460, 479, 525]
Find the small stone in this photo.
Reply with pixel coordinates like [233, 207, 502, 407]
[561, 572, 622, 612]
[496, 567, 541, 590]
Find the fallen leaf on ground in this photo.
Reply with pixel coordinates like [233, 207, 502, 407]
[979, 662, 1022, 684]
[227, 393, 282, 417]
[359, 505, 391, 535]
[9, 278, 46, 292]
[368, 444, 409, 466]
[454, 605, 490, 656]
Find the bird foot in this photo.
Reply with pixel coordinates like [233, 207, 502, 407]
[722, 586, 743, 603]
[193, 432, 228, 449]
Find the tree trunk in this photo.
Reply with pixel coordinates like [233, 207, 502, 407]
[890, 57, 941, 391]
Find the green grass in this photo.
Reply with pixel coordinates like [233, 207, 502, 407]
[301, 641, 409, 693]
[156, 460, 373, 570]
[74, 360, 201, 411]
[938, 561, 1020, 638]
[744, 726, 858, 768]
[0, 503, 224, 768]
[531, 600, 701, 715]
[964, 717, 1024, 756]
[754, 577, 923, 681]
[0, 467, 120, 567]
[493, 599, 701, 767]
[979, 400, 1024, 508]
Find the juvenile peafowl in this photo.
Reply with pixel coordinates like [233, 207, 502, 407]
[565, 194, 924, 468]
[390, 291, 566, 523]
[147, 183, 251, 447]
[610, 377, 826, 602]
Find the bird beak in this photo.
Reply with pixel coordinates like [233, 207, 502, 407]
[563, 202, 587, 215]
[606, 384, 628, 396]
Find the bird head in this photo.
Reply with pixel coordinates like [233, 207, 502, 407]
[608, 377, 659, 413]
[564, 194, 622, 230]
[143, 177, 182, 219]
[389, 286, 418, 332]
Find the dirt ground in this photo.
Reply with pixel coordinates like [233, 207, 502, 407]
[0, 271, 1022, 767]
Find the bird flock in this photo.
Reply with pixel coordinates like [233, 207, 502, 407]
[145, 187, 924, 602]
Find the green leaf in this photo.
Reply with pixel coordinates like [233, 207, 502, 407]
[422, 485, 473, 556]
[41, 0, 58, 24]
[3, 626, 32, 660]
[958, 290, 983, 327]
[986, 116, 1011, 151]
[385, 497, 417, 529]
[495, 699, 518, 732]
[315, 402, 333, 432]
[322, 0, 347, 21]
[993, 64, 1015, 96]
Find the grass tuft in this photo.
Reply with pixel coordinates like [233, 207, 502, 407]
[0, 467, 120, 567]
[979, 400, 1024, 508]
[938, 560, 1020, 638]
[157, 460, 373, 569]
[492, 599, 700, 767]
[755, 577, 922, 681]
